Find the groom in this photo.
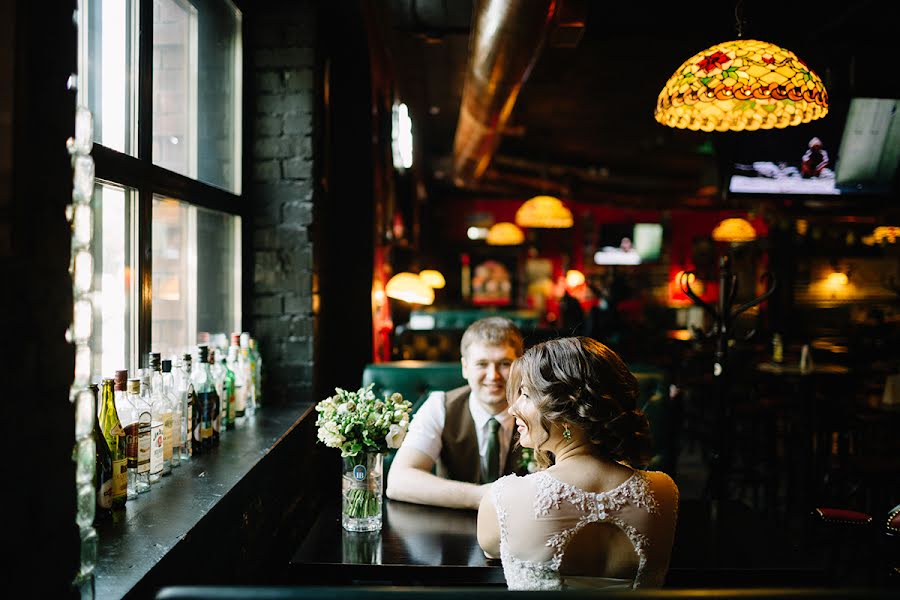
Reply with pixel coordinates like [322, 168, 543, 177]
[386, 317, 527, 509]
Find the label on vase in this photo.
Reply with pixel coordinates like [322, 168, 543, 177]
[353, 464, 367, 481]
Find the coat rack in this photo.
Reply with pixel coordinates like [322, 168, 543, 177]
[680, 253, 776, 514]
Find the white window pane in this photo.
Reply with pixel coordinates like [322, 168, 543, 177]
[152, 197, 196, 359]
[78, 0, 138, 156]
[152, 198, 240, 360]
[153, 0, 242, 194]
[90, 183, 136, 379]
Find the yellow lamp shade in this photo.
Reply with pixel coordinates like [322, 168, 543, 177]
[656, 39, 828, 132]
[419, 269, 446, 289]
[712, 217, 757, 243]
[873, 226, 900, 244]
[386, 272, 435, 305]
[486, 222, 525, 245]
[515, 195, 574, 229]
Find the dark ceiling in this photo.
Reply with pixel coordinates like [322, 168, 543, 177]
[376, 0, 899, 208]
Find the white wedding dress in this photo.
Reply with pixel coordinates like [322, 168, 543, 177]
[490, 468, 679, 591]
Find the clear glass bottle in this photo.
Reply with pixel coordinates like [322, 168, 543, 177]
[142, 367, 164, 484]
[192, 345, 219, 452]
[240, 332, 255, 415]
[149, 353, 173, 476]
[228, 333, 246, 420]
[99, 377, 127, 508]
[249, 336, 262, 410]
[178, 353, 196, 458]
[161, 359, 183, 468]
[125, 377, 151, 494]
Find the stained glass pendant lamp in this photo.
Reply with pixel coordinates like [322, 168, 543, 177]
[656, 33, 828, 132]
[385, 272, 435, 305]
[486, 222, 525, 246]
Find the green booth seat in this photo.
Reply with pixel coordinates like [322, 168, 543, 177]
[362, 360, 468, 477]
[630, 364, 681, 477]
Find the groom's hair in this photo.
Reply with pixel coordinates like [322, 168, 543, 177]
[460, 317, 524, 359]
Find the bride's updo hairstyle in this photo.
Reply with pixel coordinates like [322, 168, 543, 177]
[507, 336, 653, 468]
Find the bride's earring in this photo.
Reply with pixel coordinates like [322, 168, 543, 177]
[562, 423, 572, 442]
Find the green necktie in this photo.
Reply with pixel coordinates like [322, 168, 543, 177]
[485, 417, 501, 483]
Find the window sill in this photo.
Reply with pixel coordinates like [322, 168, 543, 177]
[94, 400, 315, 599]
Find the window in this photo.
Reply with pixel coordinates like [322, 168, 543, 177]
[78, 0, 243, 378]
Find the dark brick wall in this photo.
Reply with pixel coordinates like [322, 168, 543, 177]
[246, 1, 317, 405]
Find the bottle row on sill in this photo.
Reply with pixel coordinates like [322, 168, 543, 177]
[91, 332, 264, 523]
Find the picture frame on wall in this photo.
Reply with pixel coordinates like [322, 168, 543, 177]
[469, 253, 517, 307]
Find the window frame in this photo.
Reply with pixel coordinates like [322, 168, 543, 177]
[90, 0, 246, 372]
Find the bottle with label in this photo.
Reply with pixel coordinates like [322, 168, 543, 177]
[772, 333, 784, 364]
[249, 336, 262, 409]
[162, 359, 183, 468]
[124, 377, 151, 495]
[149, 353, 173, 476]
[99, 377, 127, 508]
[192, 345, 219, 451]
[142, 368, 164, 484]
[208, 347, 222, 443]
[92, 383, 113, 523]
[178, 353, 197, 458]
[228, 333, 246, 420]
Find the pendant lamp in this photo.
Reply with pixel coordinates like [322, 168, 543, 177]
[486, 222, 525, 246]
[419, 269, 446, 289]
[515, 195, 574, 229]
[656, 38, 828, 132]
[712, 217, 757, 243]
[385, 272, 435, 305]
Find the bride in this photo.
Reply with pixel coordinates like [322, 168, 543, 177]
[477, 337, 679, 590]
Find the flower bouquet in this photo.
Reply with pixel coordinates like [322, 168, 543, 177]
[315, 384, 412, 531]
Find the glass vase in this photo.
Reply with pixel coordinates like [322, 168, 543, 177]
[341, 452, 383, 532]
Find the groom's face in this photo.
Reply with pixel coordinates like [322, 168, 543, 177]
[461, 342, 517, 415]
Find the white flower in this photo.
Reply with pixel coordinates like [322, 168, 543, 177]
[527, 460, 538, 473]
[385, 424, 406, 449]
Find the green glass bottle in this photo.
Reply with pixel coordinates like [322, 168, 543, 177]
[99, 377, 127, 509]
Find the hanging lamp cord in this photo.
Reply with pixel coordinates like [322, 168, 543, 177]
[734, 0, 744, 38]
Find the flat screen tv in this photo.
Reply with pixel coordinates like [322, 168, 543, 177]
[593, 223, 663, 265]
[726, 97, 899, 197]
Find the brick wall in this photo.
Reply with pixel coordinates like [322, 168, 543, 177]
[247, 1, 317, 405]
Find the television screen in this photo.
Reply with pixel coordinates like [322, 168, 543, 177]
[593, 223, 663, 265]
[726, 97, 899, 197]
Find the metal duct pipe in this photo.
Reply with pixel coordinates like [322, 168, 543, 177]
[451, 0, 557, 186]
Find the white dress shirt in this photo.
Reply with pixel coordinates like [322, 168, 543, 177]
[401, 389, 514, 476]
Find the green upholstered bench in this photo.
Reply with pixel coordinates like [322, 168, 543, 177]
[361, 360, 467, 413]
[631, 364, 681, 476]
[361, 361, 467, 476]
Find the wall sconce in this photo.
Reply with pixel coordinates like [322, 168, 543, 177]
[386, 272, 435, 305]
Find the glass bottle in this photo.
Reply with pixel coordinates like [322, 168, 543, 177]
[149, 353, 173, 476]
[249, 336, 263, 409]
[228, 333, 246, 420]
[125, 377, 151, 494]
[92, 383, 113, 524]
[208, 347, 222, 443]
[240, 332, 256, 415]
[218, 349, 236, 430]
[162, 359, 183, 468]
[142, 367, 164, 484]
[178, 353, 196, 458]
[192, 345, 218, 452]
[99, 377, 127, 509]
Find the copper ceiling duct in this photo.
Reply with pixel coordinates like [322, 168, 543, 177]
[451, 0, 558, 187]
